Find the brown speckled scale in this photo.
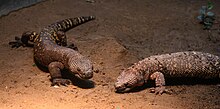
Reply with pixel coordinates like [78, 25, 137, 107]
[115, 51, 220, 94]
[9, 16, 95, 86]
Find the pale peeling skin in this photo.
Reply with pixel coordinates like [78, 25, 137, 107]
[9, 16, 95, 86]
[115, 51, 220, 94]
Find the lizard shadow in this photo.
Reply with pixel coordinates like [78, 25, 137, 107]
[124, 77, 220, 93]
[34, 60, 95, 89]
[61, 69, 95, 89]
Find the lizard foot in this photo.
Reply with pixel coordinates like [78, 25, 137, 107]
[149, 86, 166, 95]
[51, 78, 72, 87]
[8, 37, 24, 48]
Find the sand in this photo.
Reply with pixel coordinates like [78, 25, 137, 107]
[0, 0, 219, 109]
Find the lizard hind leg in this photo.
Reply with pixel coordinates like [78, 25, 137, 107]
[54, 31, 78, 51]
[9, 36, 24, 48]
[149, 71, 166, 94]
[48, 62, 72, 86]
[9, 31, 37, 48]
[54, 31, 67, 46]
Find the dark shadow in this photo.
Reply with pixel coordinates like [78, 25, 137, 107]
[165, 77, 220, 86]
[34, 58, 49, 72]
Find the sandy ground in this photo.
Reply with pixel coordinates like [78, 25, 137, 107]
[0, 0, 220, 109]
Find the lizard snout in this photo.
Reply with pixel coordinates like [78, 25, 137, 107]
[82, 70, 93, 79]
[76, 69, 93, 79]
[114, 82, 127, 93]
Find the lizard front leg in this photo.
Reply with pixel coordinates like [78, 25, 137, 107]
[149, 71, 166, 94]
[48, 62, 71, 86]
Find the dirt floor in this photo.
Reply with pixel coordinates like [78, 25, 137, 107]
[0, 0, 220, 109]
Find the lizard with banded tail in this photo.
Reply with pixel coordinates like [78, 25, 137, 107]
[114, 51, 220, 94]
[9, 16, 95, 86]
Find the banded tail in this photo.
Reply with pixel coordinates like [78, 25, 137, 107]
[49, 16, 96, 32]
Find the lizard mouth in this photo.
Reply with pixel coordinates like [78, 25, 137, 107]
[75, 71, 93, 79]
[114, 83, 133, 93]
[115, 87, 131, 93]
[115, 80, 144, 93]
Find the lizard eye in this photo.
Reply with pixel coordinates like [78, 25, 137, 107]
[77, 67, 81, 72]
[124, 82, 130, 88]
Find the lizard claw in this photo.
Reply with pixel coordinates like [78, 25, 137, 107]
[9, 36, 24, 48]
[149, 86, 166, 95]
[51, 78, 72, 87]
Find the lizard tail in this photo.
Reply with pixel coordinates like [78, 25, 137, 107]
[49, 16, 96, 32]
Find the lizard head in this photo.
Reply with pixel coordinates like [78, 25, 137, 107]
[69, 57, 93, 79]
[114, 68, 144, 93]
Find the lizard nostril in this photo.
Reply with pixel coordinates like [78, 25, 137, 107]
[86, 72, 93, 78]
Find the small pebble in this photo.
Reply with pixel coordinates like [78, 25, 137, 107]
[53, 85, 59, 88]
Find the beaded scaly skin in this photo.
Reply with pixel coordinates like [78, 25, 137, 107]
[115, 51, 220, 94]
[9, 16, 95, 86]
